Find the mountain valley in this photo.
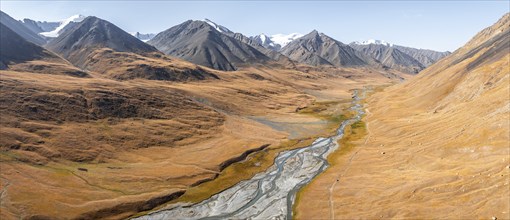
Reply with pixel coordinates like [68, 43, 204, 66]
[0, 7, 507, 220]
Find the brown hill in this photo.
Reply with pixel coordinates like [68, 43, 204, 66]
[295, 13, 510, 219]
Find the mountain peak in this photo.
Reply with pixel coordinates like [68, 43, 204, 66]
[309, 29, 320, 35]
[46, 15, 159, 67]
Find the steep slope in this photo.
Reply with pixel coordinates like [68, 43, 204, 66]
[0, 11, 46, 45]
[350, 43, 426, 73]
[280, 30, 373, 67]
[0, 23, 88, 77]
[46, 16, 216, 81]
[296, 13, 510, 219]
[0, 23, 52, 66]
[148, 20, 270, 71]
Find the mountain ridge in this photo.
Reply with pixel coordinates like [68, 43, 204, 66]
[148, 19, 271, 71]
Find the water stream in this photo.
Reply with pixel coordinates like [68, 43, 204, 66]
[135, 89, 366, 220]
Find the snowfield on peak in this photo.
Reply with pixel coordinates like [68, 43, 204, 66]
[40, 14, 86, 37]
[353, 39, 393, 46]
[251, 33, 303, 51]
[270, 33, 303, 47]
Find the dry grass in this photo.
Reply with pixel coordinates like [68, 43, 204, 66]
[294, 14, 510, 219]
[0, 48, 400, 219]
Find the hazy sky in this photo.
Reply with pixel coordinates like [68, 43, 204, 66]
[1, 1, 508, 51]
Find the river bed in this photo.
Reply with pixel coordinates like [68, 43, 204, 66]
[135, 89, 366, 220]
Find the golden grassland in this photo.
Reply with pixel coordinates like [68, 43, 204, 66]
[0, 56, 399, 219]
[294, 14, 510, 219]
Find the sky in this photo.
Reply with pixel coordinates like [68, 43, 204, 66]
[1, 1, 508, 51]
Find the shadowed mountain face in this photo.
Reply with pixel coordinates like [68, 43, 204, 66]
[0, 23, 51, 67]
[0, 11, 46, 45]
[0, 23, 89, 77]
[280, 31, 373, 67]
[148, 20, 270, 71]
[349, 43, 426, 73]
[46, 16, 159, 68]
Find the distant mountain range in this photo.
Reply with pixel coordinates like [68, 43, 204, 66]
[2, 11, 450, 73]
[349, 40, 451, 73]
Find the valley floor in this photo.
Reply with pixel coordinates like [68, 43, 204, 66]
[0, 65, 399, 219]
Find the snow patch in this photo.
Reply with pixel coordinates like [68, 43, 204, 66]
[40, 14, 85, 37]
[203, 18, 233, 34]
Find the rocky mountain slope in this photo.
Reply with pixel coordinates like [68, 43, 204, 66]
[280, 30, 375, 67]
[350, 43, 426, 73]
[296, 12, 510, 219]
[392, 45, 451, 66]
[350, 40, 451, 73]
[45, 16, 218, 81]
[0, 11, 46, 45]
[148, 20, 271, 71]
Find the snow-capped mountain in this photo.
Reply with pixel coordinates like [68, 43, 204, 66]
[251, 33, 303, 51]
[251, 34, 279, 50]
[130, 32, 156, 42]
[39, 14, 86, 38]
[352, 39, 393, 47]
[20, 14, 86, 38]
[203, 18, 233, 34]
